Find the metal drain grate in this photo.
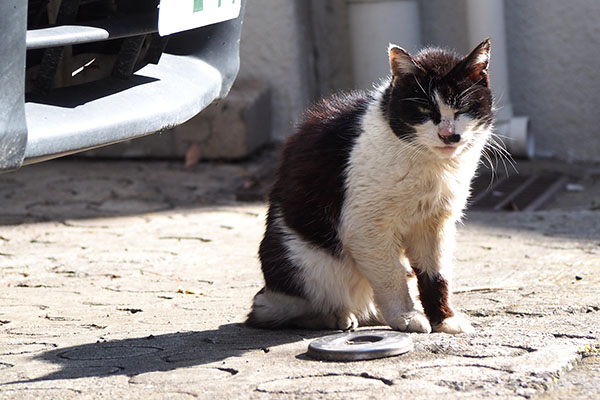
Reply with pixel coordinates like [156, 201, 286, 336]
[469, 171, 568, 211]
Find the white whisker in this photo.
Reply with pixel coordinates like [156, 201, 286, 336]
[483, 133, 518, 179]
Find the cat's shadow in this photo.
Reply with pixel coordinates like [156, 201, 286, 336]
[12, 323, 323, 383]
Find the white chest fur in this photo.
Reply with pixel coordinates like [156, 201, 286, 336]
[341, 93, 488, 242]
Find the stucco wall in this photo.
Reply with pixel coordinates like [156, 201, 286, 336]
[420, 0, 470, 54]
[504, 0, 600, 161]
[238, 1, 314, 141]
[238, 0, 353, 141]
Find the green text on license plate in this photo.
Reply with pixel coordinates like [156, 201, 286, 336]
[158, 0, 241, 36]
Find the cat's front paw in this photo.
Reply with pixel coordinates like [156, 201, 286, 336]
[337, 313, 359, 331]
[433, 315, 474, 334]
[388, 312, 431, 333]
[322, 312, 359, 331]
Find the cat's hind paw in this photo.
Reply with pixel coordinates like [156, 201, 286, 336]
[388, 312, 431, 333]
[434, 315, 475, 334]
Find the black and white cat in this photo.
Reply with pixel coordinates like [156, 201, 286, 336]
[246, 40, 494, 334]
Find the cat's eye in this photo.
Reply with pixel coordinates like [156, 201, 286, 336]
[417, 106, 431, 115]
[457, 104, 471, 114]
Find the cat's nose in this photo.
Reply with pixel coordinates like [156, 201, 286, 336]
[438, 121, 460, 144]
[438, 132, 461, 144]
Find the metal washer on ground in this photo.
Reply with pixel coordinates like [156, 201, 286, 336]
[307, 330, 413, 361]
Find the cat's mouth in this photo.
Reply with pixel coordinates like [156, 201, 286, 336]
[434, 145, 461, 157]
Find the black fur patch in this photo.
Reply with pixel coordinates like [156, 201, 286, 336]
[267, 91, 371, 257]
[258, 208, 306, 298]
[414, 269, 454, 326]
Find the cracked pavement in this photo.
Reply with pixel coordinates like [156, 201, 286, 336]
[1, 152, 599, 399]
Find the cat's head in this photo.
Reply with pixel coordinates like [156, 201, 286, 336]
[383, 39, 493, 159]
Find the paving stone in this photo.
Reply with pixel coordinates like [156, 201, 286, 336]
[0, 154, 599, 399]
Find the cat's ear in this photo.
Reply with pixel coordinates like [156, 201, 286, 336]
[389, 44, 424, 77]
[459, 38, 491, 85]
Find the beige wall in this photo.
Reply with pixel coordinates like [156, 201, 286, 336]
[238, 0, 353, 141]
[504, 0, 600, 161]
[238, 1, 314, 141]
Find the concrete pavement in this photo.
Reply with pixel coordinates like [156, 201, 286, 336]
[0, 153, 599, 399]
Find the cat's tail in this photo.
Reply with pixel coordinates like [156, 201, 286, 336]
[245, 287, 380, 330]
[245, 287, 316, 329]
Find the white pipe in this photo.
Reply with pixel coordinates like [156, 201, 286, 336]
[347, 0, 421, 90]
[465, 0, 533, 158]
[495, 116, 533, 159]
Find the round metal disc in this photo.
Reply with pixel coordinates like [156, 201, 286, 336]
[306, 330, 413, 361]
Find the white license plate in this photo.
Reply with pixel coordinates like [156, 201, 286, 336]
[158, 0, 241, 36]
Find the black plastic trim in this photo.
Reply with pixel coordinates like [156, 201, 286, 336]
[26, 12, 159, 50]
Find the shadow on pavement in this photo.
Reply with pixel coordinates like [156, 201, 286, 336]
[3, 154, 599, 243]
[0, 147, 279, 226]
[8, 323, 322, 383]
